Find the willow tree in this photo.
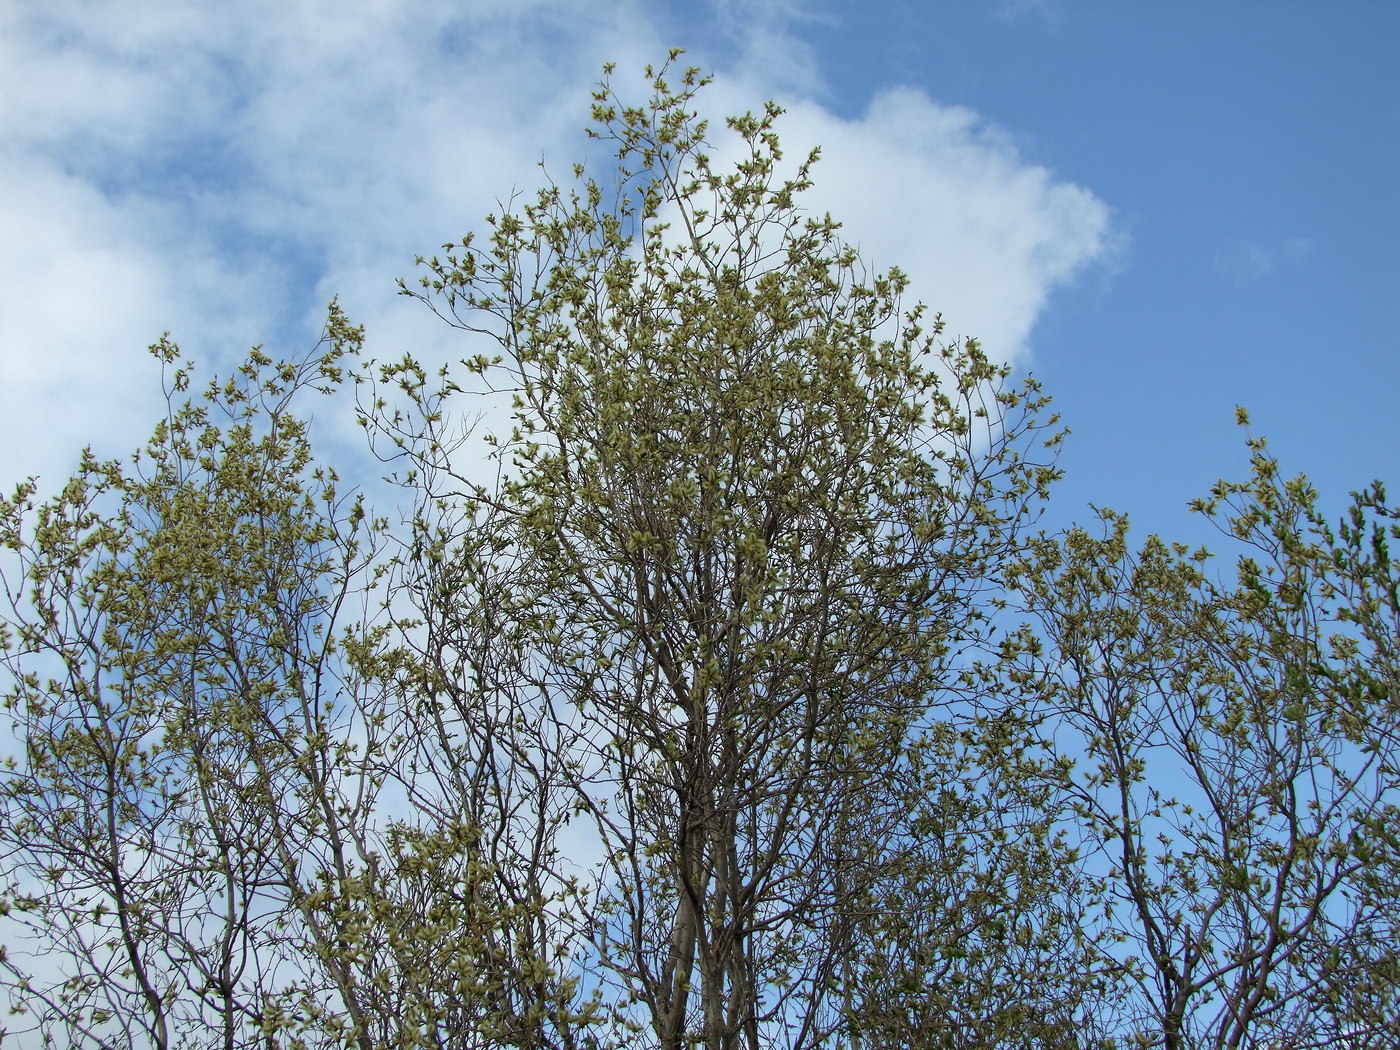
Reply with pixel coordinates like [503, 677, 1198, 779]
[0, 313, 591, 1050]
[377, 55, 1089, 1050]
[1009, 426, 1400, 1049]
[3, 56, 1095, 1050]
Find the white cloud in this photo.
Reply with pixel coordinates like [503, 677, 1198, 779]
[0, 152, 268, 489]
[997, 0, 1058, 24]
[704, 0, 834, 99]
[1215, 239, 1275, 284]
[0, 0, 650, 490]
[0, 0, 1113, 497]
[693, 79, 1115, 365]
[1283, 236, 1314, 263]
[1213, 234, 1312, 286]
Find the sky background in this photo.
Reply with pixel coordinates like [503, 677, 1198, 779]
[2, 0, 1397, 551]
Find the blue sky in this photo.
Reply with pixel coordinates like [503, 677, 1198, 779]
[2, 0, 1396, 547]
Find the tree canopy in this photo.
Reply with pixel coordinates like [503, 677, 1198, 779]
[1, 55, 1396, 1050]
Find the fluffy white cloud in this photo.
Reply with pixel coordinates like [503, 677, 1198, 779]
[0, 0, 1113, 495]
[756, 87, 1113, 363]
